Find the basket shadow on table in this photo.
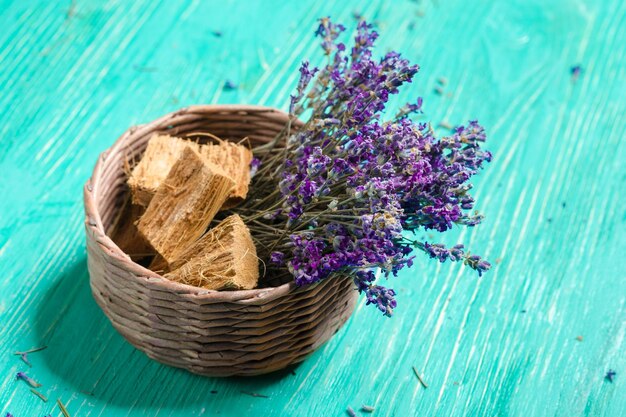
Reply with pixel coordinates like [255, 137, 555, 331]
[34, 255, 303, 408]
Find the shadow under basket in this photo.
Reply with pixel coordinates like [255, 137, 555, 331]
[83, 105, 358, 377]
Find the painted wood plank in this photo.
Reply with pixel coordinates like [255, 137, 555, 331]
[0, 0, 624, 416]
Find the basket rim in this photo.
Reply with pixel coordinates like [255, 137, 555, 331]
[84, 104, 302, 303]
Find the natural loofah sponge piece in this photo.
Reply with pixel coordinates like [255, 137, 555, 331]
[128, 134, 201, 207]
[128, 134, 253, 209]
[137, 146, 235, 265]
[198, 141, 253, 208]
[165, 214, 259, 290]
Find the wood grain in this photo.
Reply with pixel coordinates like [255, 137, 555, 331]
[0, 0, 624, 416]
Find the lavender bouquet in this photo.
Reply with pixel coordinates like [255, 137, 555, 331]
[236, 18, 492, 316]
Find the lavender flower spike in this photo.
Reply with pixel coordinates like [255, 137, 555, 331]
[289, 61, 319, 114]
[16, 371, 42, 388]
[420, 242, 491, 276]
[355, 271, 397, 317]
[315, 17, 345, 55]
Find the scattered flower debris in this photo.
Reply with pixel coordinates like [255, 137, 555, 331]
[575, 335, 583, 342]
[605, 369, 616, 383]
[6, 413, 14, 417]
[434, 86, 444, 95]
[211, 30, 223, 37]
[16, 372, 42, 388]
[66, 0, 76, 19]
[408, 21, 416, 30]
[57, 398, 71, 417]
[352, 11, 362, 20]
[361, 404, 375, 413]
[495, 257, 502, 264]
[438, 121, 453, 130]
[346, 406, 357, 417]
[453, 381, 460, 386]
[223, 80, 238, 91]
[520, 309, 527, 313]
[437, 77, 448, 86]
[18, 352, 31, 367]
[562, 202, 566, 208]
[412, 366, 428, 388]
[570, 65, 582, 82]
[30, 388, 48, 402]
[240, 390, 269, 398]
[14, 346, 47, 355]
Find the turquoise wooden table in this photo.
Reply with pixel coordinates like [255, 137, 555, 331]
[1, 0, 624, 416]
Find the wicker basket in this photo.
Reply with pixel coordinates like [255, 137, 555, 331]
[83, 105, 358, 377]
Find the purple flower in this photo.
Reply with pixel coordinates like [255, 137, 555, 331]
[290, 61, 319, 114]
[16, 371, 42, 388]
[464, 255, 491, 277]
[396, 97, 423, 119]
[423, 243, 463, 262]
[351, 20, 378, 61]
[298, 61, 319, 84]
[270, 251, 285, 265]
[421, 242, 490, 275]
[354, 271, 397, 316]
[239, 18, 491, 317]
[250, 157, 261, 177]
[315, 17, 346, 55]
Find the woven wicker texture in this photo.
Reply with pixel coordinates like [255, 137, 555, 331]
[83, 105, 358, 377]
